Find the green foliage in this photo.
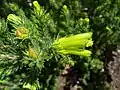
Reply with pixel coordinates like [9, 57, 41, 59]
[0, 0, 120, 89]
[0, 1, 93, 89]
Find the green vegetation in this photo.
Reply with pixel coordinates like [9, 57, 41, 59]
[0, 0, 120, 89]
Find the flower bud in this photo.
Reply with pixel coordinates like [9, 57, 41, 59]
[33, 1, 40, 11]
[15, 27, 29, 39]
[33, 1, 43, 15]
[84, 18, 89, 23]
[106, 26, 111, 31]
[63, 5, 69, 14]
[28, 47, 38, 59]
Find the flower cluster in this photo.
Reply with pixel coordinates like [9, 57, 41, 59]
[53, 32, 93, 57]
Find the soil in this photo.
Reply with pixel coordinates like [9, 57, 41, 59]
[57, 65, 80, 90]
[107, 49, 120, 90]
[57, 47, 120, 90]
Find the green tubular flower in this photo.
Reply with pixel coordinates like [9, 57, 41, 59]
[78, 50, 92, 57]
[54, 32, 92, 45]
[56, 40, 87, 50]
[53, 32, 93, 48]
[59, 50, 92, 57]
[7, 14, 22, 25]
